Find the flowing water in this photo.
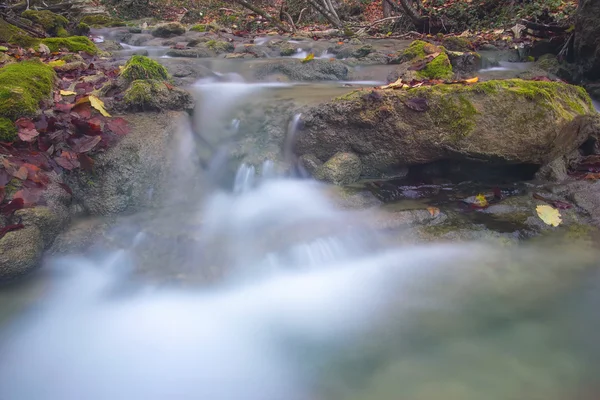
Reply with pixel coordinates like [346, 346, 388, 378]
[1, 57, 600, 400]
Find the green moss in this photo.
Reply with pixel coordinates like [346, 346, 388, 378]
[206, 39, 234, 53]
[441, 36, 471, 52]
[190, 24, 208, 32]
[431, 94, 478, 140]
[75, 22, 90, 36]
[152, 22, 185, 38]
[11, 33, 41, 49]
[417, 52, 453, 80]
[402, 40, 441, 61]
[0, 61, 56, 121]
[280, 45, 295, 56]
[0, 117, 17, 142]
[123, 79, 166, 110]
[80, 14, 125, 28]
[41, 36, 98, 54]
[21, 9, 68, 36]
[55, 27, 69, 37]
[121, 55, 169, 83]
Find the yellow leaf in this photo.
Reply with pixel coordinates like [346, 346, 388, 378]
[60, 90, 77, 96]
[536, 205, 562, 227]
[89, 95, 111, 117]
[48, 60, 66, 67]
[475, 193, 488, 207]
[463, 76, 479, 84]
[301, 53, 315, 63]
[380, 78, 404, 90]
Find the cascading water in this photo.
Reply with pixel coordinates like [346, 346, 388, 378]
[1, 71, 600, 400]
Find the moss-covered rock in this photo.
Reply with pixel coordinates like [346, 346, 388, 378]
[21, 9, 68, 36]
[121, 55, 169, 83]
[0, 61, 56, 121]
[206, 39, 234, 54]
[0, 226, 44, 281]
[74, 22, 90, 36]
[442, 36, 472, 52]
[0, 117, 17, 142]
[389, 40, 454, 80]
[122, 79, 193, 112]
[152, 22, 186, 38]
[190, 23, 219, 32]
[314, 152, 362, 185]
[42, 36, 97, 54]
[79, 14, 125, 28]
[296, 79, 598, 181]
[280, 44, 296, 57]
[0, 18, 30, 45]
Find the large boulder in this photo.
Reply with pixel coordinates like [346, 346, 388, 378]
[254, 59, 349, 81]
[296, 79, 599, 182]
[66, 111, 188, 215]
[574, 0, 600, 81]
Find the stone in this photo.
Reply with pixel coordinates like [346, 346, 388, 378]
[0, 227, 44, 281]
[152, 22, 186, 38]
[296, 79, 599, 180]
[314, 152, 362, 185]
[254, 59, 349, 81]
[164, 48, 215, 58]
[574, 0, 600, 81]
[14, 207, 64, 247]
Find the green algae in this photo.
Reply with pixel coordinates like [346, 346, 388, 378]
[121, 55, 169, 83]
[0, 61, 55, 121]
[42, 36, 98, 54]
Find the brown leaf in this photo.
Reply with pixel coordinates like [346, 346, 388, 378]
[0, 223, 25, 240]
[0, 198, 24, 215]
[14, 187, 44, 206]
[106, 117, 130, 136]
[15, 118, 39, 142]
[54, 150, 80, 170]
[78, 153, 94, 172]
[14, 166, 28, 180]
[427, 206, 440, 217]
[0, 186, 4, 203]
[72, 135, 101, 153]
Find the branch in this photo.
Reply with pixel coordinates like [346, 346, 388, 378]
[306, 0, 341, 28]
[323, 0, 340, 25]
[520, 19, 568, 33]
[231, 0, 291, 32]
[282, 11, 296, 32]
[355, 16, 403, 35]
[397, 0, 425, 25]
[296, 7, 307, 25]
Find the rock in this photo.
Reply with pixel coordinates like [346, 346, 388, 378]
[535, 53, 560, 75]
[99, 40, 123, 53]
[121, 55, 169, 83]
[388, 40, 454, 80]
[66, 112, 187, 215]
[21, 9, 68, 37]
[565, 180, 600, 227]
[128, 34, 153, 46]
[299, 154, 323, 175]
[152, 22, 186, 38]
[447, 51, 482, 77]
[255, 59, 349, 81]
[164, 48, 215, 58]
[535, 156, 568, 182]
[314, 152, 362, 185]
[296, 79, 599, 180]
[442, 36, 472, 52]
[574, 0, 600, 80]
[54, 61, 87, 73]
[326, 186, 383, 209]
[14, 207, 65, 247]
[0, 227, 44, 281]
[159, 58, 214, 79]
[122, 80, 194, 112]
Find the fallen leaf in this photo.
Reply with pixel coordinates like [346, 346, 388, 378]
[0, 223, 24, 240]
[0, 198, 24, 215]
[54, 150, 80, 170]
[584, 172, 600, 180]
[48, 60, 66, 67]
[404, 97, 429, 112]
[536, 205, 562, 227]
[0, 186, 4, 203]
[13, 166, 28, 180]
[380, 78, 404, 89]
[15, 118, 39, 142]
[14, 187, 44, 206]
[463, 76, 479, 84]
[427, 206, 440, 217]
[71, 135, 101, 153]
[78, 153, 94, 171]
[301, 53, 315, 63]
[533, 193, 572, 210]
[106, 117, 131, 136]
[60, 90, 77, 96]
[474, 193, 488, 208]
[89, 95, 111, 117]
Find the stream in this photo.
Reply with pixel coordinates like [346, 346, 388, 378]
[1, 43, 600, 400]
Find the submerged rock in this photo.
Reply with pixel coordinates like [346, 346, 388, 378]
[254, 59, 349, 81]
[296, 79, 599, 181]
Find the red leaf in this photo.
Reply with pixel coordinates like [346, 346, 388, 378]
[35, 115, 49, 133]
[0, 186, 4, 203]
[54, 150, 80, 170]
[14, 166, 28, 180]
[72, 102, 92, 119]
[58, 182, 73, 195]
[15, 118, 39, 142]
[75, 81, 94, 94]
[0, 168, 10, 186]
[0, 198, 24, 215]
[55, 103, 74, 113]
[71, 135, 101, 153]
[106, 117, 131, 136]
[78, 153, 94, 171]
[14, 187, 44, 206]
[0, 223, 25, 240]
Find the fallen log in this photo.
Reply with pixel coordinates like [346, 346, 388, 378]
[0, 13, 48, 38]
[520, 19, 568, 33]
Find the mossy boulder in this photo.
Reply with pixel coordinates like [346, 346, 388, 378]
[122, 79, 194, 112]
[0, 18, 29, 45]
[389, 40, 453, 80]
[296, 79, 599, 181]
[190, 23, 219, 32]
[0, 226, 44, 281]
[0, 117, 17, 142]
[74, 22, 90, 36]
[255, 59, 349, 81]
[0, 61, 56, 122]
[206, 40, 234, 54]
[42, 36, 97, 54]
[121, 55, 169, 83]
[314, 152, 362, 185]
[152, 22, 186, 38]
[442, 36, 472, 52]
[21, 10, 68, 36]
[79, 14, 125, 28]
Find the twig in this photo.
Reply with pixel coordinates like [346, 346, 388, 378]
[355, 16, 403, 35]
[231, 0, 291, 32]
[520, 19, 568, 32]
[296, 7, 307, 25]
[282, 11, 296, 32]
[558, 32, 573, 61]
[306, 0, 341, 28]
[218, 8, 237, 13]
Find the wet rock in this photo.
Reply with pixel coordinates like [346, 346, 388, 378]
[122, 80, 194, 112]
[159, 58, 214, 79]
[535, 157, 568, 182]
[233, 43, 268, 58]
[66, 112, 187, 215]
[255, 59, 349, 81]
[327, 186, 383, 209]
[0, 227, 44, 281]
[564, 180, 600, 227]
[447, 51, 482, 77]
[128, 34, 153, 46]
[98, 40, 123, 53]
[296, 80, 599, 180]
[164, 48, 214, 58]
[299, 154, 323, 175]
[152, 22, 186, 38]
[14, 207, 65, 247]
[314, 152, 362, 185]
